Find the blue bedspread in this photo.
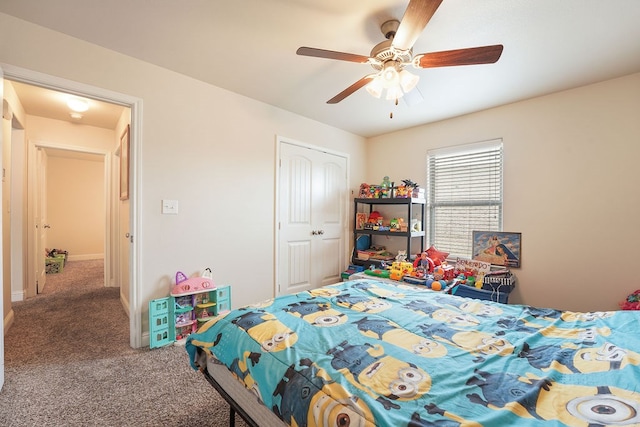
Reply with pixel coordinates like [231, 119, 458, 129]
[186, 279, 640, 427]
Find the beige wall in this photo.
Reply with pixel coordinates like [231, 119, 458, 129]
[25, 114, 114, 262]
[368, 73, 640, 311]
[0, 13, 368, 342]
[46, 155, 104, 259]
[2, 81, 26, 329]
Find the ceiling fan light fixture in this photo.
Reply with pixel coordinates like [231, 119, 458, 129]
[381, 62, 400, 88]
[365, 78, 384, 99]
[385, 84, 404, 101]
[399, 69, 419, 93]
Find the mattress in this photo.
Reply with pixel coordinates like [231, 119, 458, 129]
[186, 278, 640, 426]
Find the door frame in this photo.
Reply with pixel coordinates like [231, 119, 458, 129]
[27, 141, 112, 295]
[274, 135, 351, 296]
[1, 63, 144, 348]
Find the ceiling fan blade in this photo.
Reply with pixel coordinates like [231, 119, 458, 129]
[327, 75, 375, 104]
[392, 0, 443, 51]
[296, 47, 370, 63]
[403, 86, 424, 107]
[415, 44, 504, 68]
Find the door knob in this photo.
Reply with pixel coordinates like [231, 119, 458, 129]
[43, 224, 51, 229]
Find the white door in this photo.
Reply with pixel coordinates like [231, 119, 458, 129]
[35, 148, 48, 293]
[278, 142, 348, 295]
[0, 64, 5, 390]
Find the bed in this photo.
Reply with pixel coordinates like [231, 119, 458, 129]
[185, 278, 640, 426]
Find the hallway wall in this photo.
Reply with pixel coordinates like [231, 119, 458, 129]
[27, 115, 114, 260]
[47, 154, 105, 259]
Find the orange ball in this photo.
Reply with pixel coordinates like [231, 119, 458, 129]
[431, 281, 442, 291]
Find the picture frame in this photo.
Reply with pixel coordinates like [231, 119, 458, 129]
[355, 212, 368, 229]
[119, 124, 130, 201]
[472, 231, 522, 268]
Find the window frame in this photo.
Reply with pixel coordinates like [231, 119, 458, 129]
[426, 139, 504, 259]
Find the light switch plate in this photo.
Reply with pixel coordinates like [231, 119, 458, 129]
[162, 199, 178, 214]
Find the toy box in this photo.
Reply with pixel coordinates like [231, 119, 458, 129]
[451, 282, 513, 304]
[45, 255, 65, 274]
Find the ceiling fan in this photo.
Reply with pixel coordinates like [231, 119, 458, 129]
[296, 0, 503, 105]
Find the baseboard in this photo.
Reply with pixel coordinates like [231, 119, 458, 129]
[11, 290, 25, 302]
[67, 253, 104, 261]
[120, 291, 130, 317]
[142, 331, 150, 348]
[3, 307, 15, 334]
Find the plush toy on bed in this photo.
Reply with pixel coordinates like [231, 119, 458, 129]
[170, 268, 215, 296]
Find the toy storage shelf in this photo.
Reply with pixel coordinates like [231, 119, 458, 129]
[352, 197, 426, 267]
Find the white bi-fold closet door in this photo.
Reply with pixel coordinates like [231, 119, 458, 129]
[277, 141, 348, 296]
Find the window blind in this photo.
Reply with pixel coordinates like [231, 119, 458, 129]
[426, 140, 503, 258]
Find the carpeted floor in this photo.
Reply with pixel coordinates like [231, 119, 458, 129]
[1, 260, 249, 426]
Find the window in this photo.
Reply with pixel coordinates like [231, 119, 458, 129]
[426, 139, 503, 259]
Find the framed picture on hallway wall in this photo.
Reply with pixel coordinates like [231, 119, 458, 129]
[119, 124, 130, 200]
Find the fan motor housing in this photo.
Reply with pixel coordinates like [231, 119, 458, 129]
[370, 19, 413, 71]
[370, 40, 412, 71]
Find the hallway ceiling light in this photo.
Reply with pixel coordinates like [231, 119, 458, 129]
[67, 97, 90, 112]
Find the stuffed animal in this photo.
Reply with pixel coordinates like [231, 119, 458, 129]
[620, 289, 640, 310]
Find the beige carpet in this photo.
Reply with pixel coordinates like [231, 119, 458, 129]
[1, 259, 249, 426]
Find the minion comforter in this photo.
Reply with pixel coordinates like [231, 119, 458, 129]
[185, 279, 640, 427]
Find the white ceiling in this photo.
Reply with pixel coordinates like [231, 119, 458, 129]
[9, 81, 126, 129]
[2, 0, 640, 138]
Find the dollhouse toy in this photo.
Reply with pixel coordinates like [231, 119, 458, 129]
[149, 269, 232, 348]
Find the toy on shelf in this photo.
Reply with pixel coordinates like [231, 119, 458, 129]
[395, 250, 407, 262]
[380, 176, 392, 198]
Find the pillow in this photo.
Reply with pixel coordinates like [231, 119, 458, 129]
[426, 245, 449, 266]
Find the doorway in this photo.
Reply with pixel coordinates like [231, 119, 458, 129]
[32, 146, 109, 295]
[1, 64, 142, 349]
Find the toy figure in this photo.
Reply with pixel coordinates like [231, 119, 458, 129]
[358, 183, 370, 198]
[413, 251, 435, 274]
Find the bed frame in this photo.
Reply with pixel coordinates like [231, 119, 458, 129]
[203, 355, 287, 427]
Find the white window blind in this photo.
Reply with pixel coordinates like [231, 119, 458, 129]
[426, 140, 503, 258]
